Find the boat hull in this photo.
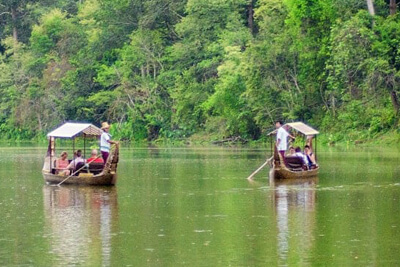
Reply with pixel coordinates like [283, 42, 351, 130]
[42, 172, 117, 186]
[271, 165, 319, 180]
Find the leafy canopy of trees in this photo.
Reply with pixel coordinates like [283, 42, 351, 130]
[1, 0, 400, 142]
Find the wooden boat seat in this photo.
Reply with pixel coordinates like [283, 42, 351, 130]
[73, 162, 85, 175]
[285, 156, 306, 171]
[75, 162, 104, 175]
[87, 163, 104, 175]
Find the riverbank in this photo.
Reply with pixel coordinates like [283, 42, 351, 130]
[182, 129, 400, 147]
[2, 128, 400, 147]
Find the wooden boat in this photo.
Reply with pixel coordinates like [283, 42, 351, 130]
[271, 147, 319, 179]
[42, 122, 119, 186]
[269, 121, 319, 180]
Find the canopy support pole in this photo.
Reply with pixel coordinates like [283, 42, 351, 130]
[49, 140, 52, 171]
[49, 137, 55, 171]
[270, 134, 273, 158]
[84, 134, 86, 159]
[73, 138, 75, 169]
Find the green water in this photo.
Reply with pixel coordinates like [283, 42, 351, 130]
[1, 146, 400, 266]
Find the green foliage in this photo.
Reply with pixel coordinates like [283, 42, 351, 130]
[113, 120, 148, 141]
[30, 9, 67, 55]
[1, 0, 400, 143]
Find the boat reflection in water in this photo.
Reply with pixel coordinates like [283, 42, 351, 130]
[43, 185, 118, 266]
[270, 174, 317, 265]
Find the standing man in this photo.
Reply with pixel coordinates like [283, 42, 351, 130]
[275, 120, 295, 165]
[100, 122, 117, 163]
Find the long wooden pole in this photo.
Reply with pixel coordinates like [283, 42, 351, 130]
[247, 156, 273, 180]
[56, 155, 102, 186]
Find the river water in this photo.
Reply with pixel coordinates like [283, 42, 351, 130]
[1, 145, 400, 266]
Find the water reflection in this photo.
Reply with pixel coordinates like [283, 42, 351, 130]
[43, 185, 118, 266]
[270, 176, 317, 265]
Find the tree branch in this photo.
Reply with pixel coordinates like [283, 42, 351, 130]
[0, 11, 11, 17]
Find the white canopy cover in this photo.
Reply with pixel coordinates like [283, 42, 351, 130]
[286, 122, 319, 136]
[268, 121, 319, 136]
[47, 122, 103, 138]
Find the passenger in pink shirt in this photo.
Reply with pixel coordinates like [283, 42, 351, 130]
[56, 151, 70, 175]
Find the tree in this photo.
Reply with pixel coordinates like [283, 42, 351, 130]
[202, 9, 254, 138]
[389, 0, 397, 15]
[0, 0, 63, 44]
[170, 0, 249, 135]
[93, 29, 171, 140]
[367, 0, 376, 15]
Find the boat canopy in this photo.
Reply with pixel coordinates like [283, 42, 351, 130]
[268, 121, 319, 136]
[47, 122, 103, 139]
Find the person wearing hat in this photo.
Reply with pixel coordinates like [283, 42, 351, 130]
[100, 122, 116, 162]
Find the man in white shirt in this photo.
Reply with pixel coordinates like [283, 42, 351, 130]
[275, 120, 295, 165]
[100, 122, 117, 163]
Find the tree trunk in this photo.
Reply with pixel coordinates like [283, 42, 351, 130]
[391, 91, 399, 115]
[247, 0, 254, 34]
[37, 112, 43, 131]
[141, 66, 145, 78]
[11, 7, 18, 42]
[330, 95, 336, 117]
[366, 0, 375, 16]
[390, 0, 397, 15]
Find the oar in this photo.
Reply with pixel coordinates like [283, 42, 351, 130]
[247, 156, 273, 180]
[56, 155, 102, 186]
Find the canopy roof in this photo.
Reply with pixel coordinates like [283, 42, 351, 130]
[268, 121, 319, 136]
[47, 122, 103, 139]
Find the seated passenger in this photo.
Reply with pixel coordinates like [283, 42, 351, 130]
[55, 151, 70, 175]
[304, 145, 317, 168]
[67, 149, 85, 171]
[295, 146, 310, 168]
[286, 146, 296, 156]
[87, 149, 104, 164]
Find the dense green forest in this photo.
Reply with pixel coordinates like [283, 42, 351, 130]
[1, 0, 400, 143]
